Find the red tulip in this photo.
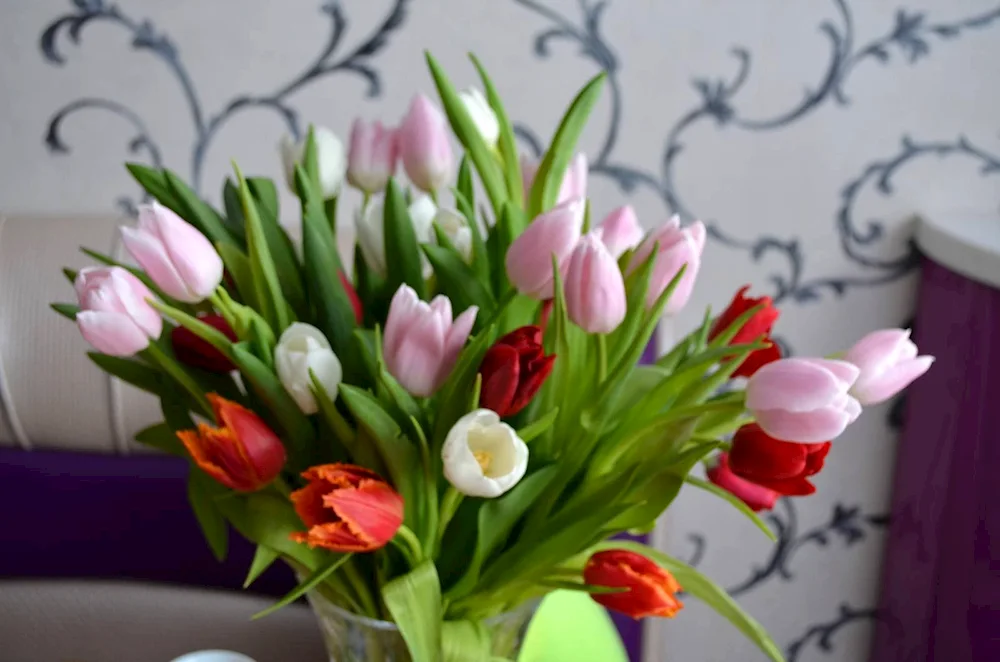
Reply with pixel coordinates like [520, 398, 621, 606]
[338, 271, 363, 325]
[290, 464, 404, 552]
[177, 394, 286, 492]
[728, 423, 832, 496]
[479, 326, 555, 417]
[583, 550, 684, 619]
[171, 313, 237, 373]
[709, 285, 780, 378]
[706, 452, 779, 512]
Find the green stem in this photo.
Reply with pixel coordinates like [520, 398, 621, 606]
[597, 333, 608, 383]
[435, 486, 464, 553]
[143, 342, 212, 419]
[429, 188, 439, 205]
[394, 525, 425, 565]
[342, 558, 379, 618]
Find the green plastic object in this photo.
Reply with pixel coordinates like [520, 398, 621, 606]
[518, 590, 629, 662]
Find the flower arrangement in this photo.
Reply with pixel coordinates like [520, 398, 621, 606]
[53, 52, 933, 661]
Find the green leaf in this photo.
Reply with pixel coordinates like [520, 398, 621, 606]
[163, 169, 234, 247]
[517, 408, 559, 444]
[216, 242, 258, 308]
[431, 325, 496, 455]
[705, 303, 767, 350]
[221, 178, 248, 244]
[126, 163, 178, 209]
[301, 126, 323, 193]
[234, 163, 291, 332]
[425, 53, 507, 218]
[452, 185, 490, 284]
[470, 54, 523, 207]
[486, 203, 518, 297]
[149, 300, 235, 355]
[253, 553, 352, 620]
[247, 176, 307, 317]
[383, 561, 442, 662]
[684, 476, 776, 542]
[244, 544, 280, 589]
[134, 422, 184, 456]
[442, 620, 491, 662]
[526, 73, 606, 217]
[535, 580, 627, 595]
[51, 302, 79, 321]
[384, 178, 427, 299]
[591, 541, 785, 662]
[87, 353, 165, 396]
[187, 468, 229, 562]
[423, 243, 496, 317]
[217, 492, 326, 573]
[310, 371, 382, 472]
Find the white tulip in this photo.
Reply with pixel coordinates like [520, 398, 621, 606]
[433, 208, 473, 263]
[356, 194, 437, 277]
[280, 126, 346, 199]
[274, 323, 343, 414]
[442, 409, 528, 498]
[459, 87, 500, 147]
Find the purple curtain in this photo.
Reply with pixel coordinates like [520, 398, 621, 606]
[871, 257, 1000, 662]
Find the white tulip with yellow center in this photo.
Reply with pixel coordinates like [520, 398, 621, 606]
[442, 409, 528, 498]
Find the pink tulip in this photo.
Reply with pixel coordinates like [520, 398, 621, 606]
[75, 266, 162, 356]
[595, 205, 643, 259]
[347, 119, 398, 193]
[521, 153, 588, 205]
[629, 215, 706, 313]
[505, 198, 585, 300]
[398, 94, 453, 192]
[383, 285, 478, 397]
[121, 202, 224, 303]
[565, 234, 627, 334]
[843, 329, 934, 405]
[746, 358, 862, 443]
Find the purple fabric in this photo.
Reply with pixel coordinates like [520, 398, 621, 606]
[871, 257, 1000, 662]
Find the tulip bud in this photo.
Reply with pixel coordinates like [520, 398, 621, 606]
[356, 194, 437, 278]
[583, 550, 683, 619]
[595, 205, 643, 259]
[338, 270, 364, 324]
[177, 394, 286, 492]
[521, 152, 588, 205]
[479, 326, 555, 417]
[709, 285, 781, 378]
[383, 286, 478, 397]
[434, 208, 473, 262]
[280, 126, 346, 199]
[565, 234, 627, 334]
[728, 423, 831, 495]
[347, 119, 398, 194]
[505, 198, 585, 299]
[120, 202, 224, 303]
[628, 215, 706, 313]
[706, 452, 779, 512]
[842, 329, 934, 405]
[398, 94, 453, 192]
[75, 266, 163, 356]
[442, 409, 528, 498]
[746, 358, 862, 442]
[172, 313, 237, 373]
[290, 464, 404, 552]
[459, 87, 500, 146]
[275, 323, 343, 415]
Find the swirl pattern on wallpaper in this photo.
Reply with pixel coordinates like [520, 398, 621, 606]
[35, 0, 1000, 659]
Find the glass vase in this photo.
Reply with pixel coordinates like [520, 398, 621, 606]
[305, 590, 537, 661]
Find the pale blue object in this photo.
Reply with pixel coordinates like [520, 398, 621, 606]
[169, 651, 257, 662]
[519, 590, 630, 662]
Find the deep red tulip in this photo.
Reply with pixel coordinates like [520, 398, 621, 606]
[290, 464, 404, 552]
[706, 452, 779, 512]
[338, 271, 363, 325]
[177, 394, 286, 492]
[583, 550, 683, 619]
[171, 314, 237, 373]
[728, 423, 832, 496]
[479, 326, 555, 417]
[709, 285, 780, 378]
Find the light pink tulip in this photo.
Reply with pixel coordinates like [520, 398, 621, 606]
[520, 152, 588, 205]
[75, 266, 162, 356]
[398, 94, 453, 192]
[595, 205, 643, 259]
[347, 119, 398, 193]
[746, 358, 862, 443]
[629, 215, 706, 313]
[565, 234, 627, 334]
[121, 202, 224, 303]
[843, 329, 934, 405]
[383, 285, 478, 397]
[505, 198, 585, 300]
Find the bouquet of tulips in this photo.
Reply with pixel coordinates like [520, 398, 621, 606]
[53, 52, 932, 662]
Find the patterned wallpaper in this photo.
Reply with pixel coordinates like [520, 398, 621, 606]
[3, 1, 999, 660]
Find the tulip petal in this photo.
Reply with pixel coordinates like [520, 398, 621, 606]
[843, 328, 912, 373]
[121, 224, 193, 301]
[746, 358, 847, 412]
[798, 358, 860, 389]
[479, 344, 520, 414]
[144, 202, 224, 301]
[386, 311, 448, 397]
[853, 355, 934, 405]
[754, 406, 852, 443]
[323, 480, 404, 548]
[565, 234, 627, 333]
[505, 198, 584, 299]
[77, 310, 151, 356]
[706, 453, 780, 512]
[439, 305, 478, 388]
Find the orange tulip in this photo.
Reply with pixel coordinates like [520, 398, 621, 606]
[583, 550, 684, 619]
[177, 394, 286, 492]
[290, 464, 404, 552]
